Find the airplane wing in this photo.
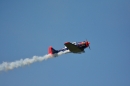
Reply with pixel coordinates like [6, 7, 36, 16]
[64, 42, 83, 53]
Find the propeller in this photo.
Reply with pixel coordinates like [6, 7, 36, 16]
[85, 39, 91, 50]
[88, 44, 91, 50]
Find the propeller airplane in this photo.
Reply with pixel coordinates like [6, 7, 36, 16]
[48, 40, 90, 55]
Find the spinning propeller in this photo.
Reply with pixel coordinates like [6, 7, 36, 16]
[85, 39, 91, 50]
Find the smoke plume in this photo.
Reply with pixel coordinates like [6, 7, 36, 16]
[0, 50, 70, 72]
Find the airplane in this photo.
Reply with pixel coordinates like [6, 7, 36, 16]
[48, 40, 90, 55]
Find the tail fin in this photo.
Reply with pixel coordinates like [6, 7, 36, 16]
[48, 46, 58, 54]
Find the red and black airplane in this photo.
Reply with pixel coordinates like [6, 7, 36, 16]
[48, 40, 90, 54]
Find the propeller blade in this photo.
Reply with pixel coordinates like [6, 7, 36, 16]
[86, 39, 88, 42]
[85, 39, 91, 50]
[89, 45, 91, 50]
[87, 39, 91, 50]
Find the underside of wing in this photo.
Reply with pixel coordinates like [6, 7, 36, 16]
[64, 42, 82, 53]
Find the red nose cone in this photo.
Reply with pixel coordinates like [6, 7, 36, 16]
[86, 41, 90, 46]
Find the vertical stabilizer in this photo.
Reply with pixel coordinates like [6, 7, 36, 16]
[48, 46, 58, 54]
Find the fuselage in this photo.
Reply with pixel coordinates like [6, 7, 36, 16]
[57, 41, 88, 53]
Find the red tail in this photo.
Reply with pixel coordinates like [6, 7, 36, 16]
[48, 46, 53, 54]
[48, 46, 58, 54]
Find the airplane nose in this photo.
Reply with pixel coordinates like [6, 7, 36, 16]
[86, 42, 90, 46]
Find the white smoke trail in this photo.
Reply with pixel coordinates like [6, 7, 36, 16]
[0, 50, 70, 72]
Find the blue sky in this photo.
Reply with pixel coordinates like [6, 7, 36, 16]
[0, 0, 130, 86]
